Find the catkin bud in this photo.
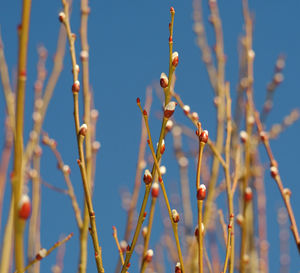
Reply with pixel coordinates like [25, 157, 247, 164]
[240, 130, 248, 143]
[151, 182, 159, 198]
[160, 73, 169, 88]
[62, 165, 71, 175]
[36, 248, 47, 261]
[175, 262, 182, 273]
[183, 105, 190, 115]
[142, 227, 148, 237]
[161, 139, 166, 154]
[244, 187, 253, 202]
[199, 130, 209, 144]
[197, 184, 206, 200]
[145, 249, 153, 262]
[172, 209, 180, 223]
[72, 80, 80, 93]
[79, 124, 88, 136]
[18, 194, 31, 220]
[143, 169, 152, 185]
[270, 166, 278, 178]
[191, 112, 199, 121]
[58, 12, 65, 23]
[260, 131, 268, 142]
[164, 101, 177, 118]
[120, 240, 128, 252]
[166, 119, 174, 132]
[172, 52, 179, 67]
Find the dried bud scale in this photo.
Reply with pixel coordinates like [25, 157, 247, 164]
[240, 130, 248, 143]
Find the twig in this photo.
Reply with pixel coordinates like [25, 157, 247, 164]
[13, 0, 32, 270]
[18, 233, 73, 273]
[60, 0, 104, 271]
[42, 134, 83, 229]
[112, 226, 125, 266]
[120, 8, 178, 272]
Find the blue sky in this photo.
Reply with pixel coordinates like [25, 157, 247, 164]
[1, 0, 300, 272]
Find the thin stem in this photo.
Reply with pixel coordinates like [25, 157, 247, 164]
[222, 215, 234, 273]
[198, 200, 203, 273]
[121, 8, 178, 272]
[147, 140, 185, 273]
[112, 226, 125, 266]
[14, 0, 32, 271]
[18, 233, 73, 273]
[42, 134, 83, 228]
[78, 135, 104, 272]
[0, 31, 15, 132]
[140, 196, 157, 273]
[23, 24, 66, 167]
[80, 1, 92, 270]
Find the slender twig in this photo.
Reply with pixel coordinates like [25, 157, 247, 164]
[17, 233, 74, 273]
[13, 0, 32, 270]
[121, 8, 178, 272]
[195, 123, 206, 273]
[0, 118, 13, 229]
[112, 226, 125, 266]
[79, 1, 92, 270]
[0, 31, 15, 132]
[42, 134, 83, 228]
[23, 24, 66, 167]
[123, 88, 152, 242]
[218, 210, 227, 244]
[147, 140, 185, 273]
[61, 0, 104, 271]
[222, 215, 234, 273]
[140, 195, 157, 273]
[27, 155, 41, 273]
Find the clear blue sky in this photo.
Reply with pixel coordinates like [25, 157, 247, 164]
[0, 0, 300, 272]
